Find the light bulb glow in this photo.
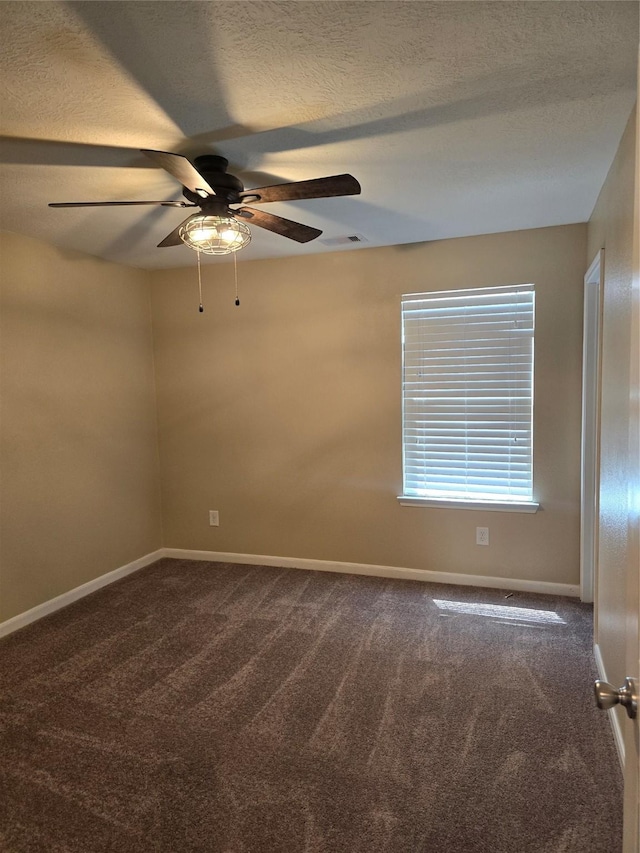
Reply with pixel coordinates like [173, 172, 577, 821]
[191, 227, 217, 242]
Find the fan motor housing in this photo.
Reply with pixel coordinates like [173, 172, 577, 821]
[183, 155, 245, 204]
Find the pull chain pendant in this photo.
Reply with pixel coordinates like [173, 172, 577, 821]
[234, 251, 240, 306]
[197, 249, 204, 313]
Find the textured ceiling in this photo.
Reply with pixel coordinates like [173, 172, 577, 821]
[0, 1, 637, 269]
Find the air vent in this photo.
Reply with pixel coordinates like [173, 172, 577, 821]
[320, 234, 368, 246]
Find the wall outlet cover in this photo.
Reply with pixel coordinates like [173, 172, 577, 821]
[476, 527, 489, 546]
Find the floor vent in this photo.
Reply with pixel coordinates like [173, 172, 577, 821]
[320, 234, 368, 246]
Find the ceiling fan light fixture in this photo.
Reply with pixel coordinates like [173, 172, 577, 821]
[179, 214, 251, 255]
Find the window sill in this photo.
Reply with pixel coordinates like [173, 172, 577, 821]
[397, 496, 540, 513]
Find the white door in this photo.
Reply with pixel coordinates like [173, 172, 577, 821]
[592, 234, 638, 849]
[593, 62, 639, 853]
[622, 68, 640, 853]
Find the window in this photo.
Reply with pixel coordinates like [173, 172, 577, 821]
[400, 284, 538, 512]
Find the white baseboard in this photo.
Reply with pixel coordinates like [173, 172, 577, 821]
[594, 642, 625, 769]
[0, 549, 164, 639]
[163, 548, 580, 597]
[0, 546, 580, 641]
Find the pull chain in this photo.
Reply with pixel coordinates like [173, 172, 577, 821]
[233, 251, 240, 306]
[197, 250, 204, 313]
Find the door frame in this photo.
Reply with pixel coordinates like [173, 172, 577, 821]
[580, 249, 604, 606]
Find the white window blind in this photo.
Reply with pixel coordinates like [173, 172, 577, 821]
[402, 284, 535, 504]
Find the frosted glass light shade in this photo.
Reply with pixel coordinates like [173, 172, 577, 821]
[179, 214, 251, 255]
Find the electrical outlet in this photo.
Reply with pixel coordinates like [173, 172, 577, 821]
[476, 527, 489, 546]
[209, 510, 219, 527]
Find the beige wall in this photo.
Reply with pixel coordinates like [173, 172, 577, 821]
[587, 108, 637, 688]
[151, 223, 586, 585]
[0, 220, 593, 622]
[0, 232, 163, 621]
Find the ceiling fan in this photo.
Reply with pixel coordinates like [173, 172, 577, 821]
[49, 149, 361, 255]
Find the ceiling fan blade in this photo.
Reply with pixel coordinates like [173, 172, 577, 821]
[157, 213, 199, 248]
[239, 174, 360, 205]
[48, 200, 194, 208]
[141, 149, 216, 197]
[236, 207, 322, 243]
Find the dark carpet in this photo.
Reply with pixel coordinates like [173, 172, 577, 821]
[0, 559, 622, 852]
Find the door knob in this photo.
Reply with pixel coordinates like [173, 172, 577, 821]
[594, 677, 638, 719]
